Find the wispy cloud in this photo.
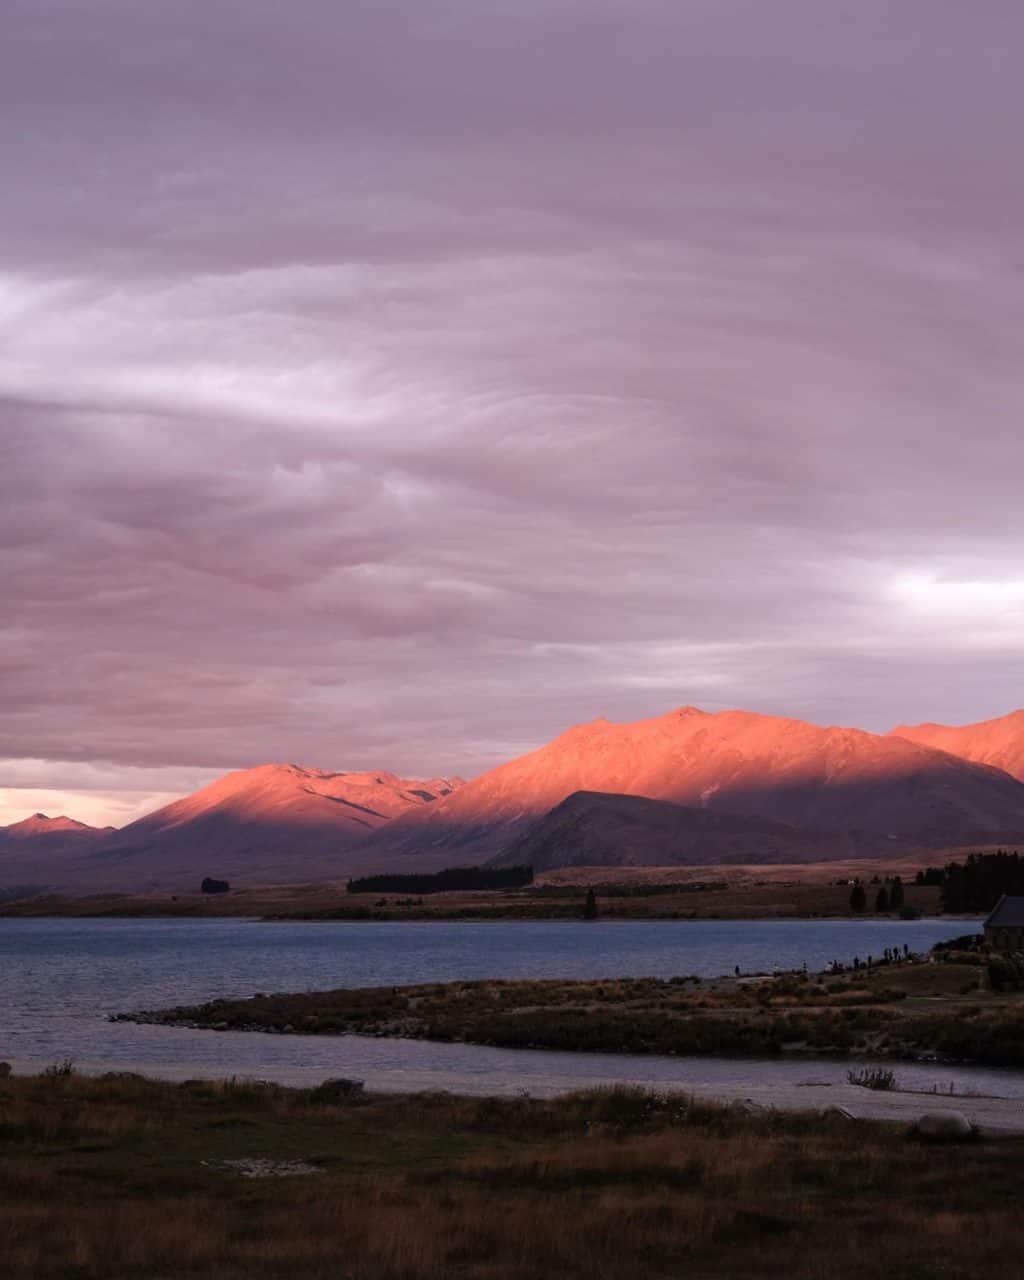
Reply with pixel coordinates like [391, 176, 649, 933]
[2, 1, 1023, 823]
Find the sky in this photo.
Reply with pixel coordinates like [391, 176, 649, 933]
[3, 0, 1024, 828]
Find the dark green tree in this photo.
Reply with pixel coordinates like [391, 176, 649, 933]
[889, 876, 905, 910]
[583, 887, 599, 920]
[941, 851, 1024, 913]
[875, 886, 890, 912]
[849, 882, 867, 912]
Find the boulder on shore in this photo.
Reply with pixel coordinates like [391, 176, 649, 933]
[913, 1111, 975, 1142]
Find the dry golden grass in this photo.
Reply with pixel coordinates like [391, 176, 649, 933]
[2, 1074, 1024, 1279]
[0, 860, 941, 921]
[134, 955, 1024, 1065]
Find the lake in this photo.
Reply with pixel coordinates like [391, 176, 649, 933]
[1, 916, 999, 1096]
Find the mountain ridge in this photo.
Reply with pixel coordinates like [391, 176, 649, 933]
[488, 790, 855, 870]
[9, 704, 1024, 890]
[4, 813, 110, 838]
[1, 765, 463, 892]
[0, 812, 114, 853]
[889, 710, 1024, 784]
[366, 705, 1024, 864]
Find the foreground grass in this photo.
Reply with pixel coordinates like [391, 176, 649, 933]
[124, 955, 1024, 1066]
[2, 1072, 1024, 1279]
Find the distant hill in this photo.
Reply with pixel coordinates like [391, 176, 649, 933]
[76, 764, 464, 889]
[0, 813, 114, 899]
[0, 812, 112, 851]
[367, 706, 1024, 866]
[890, 710, 1024, 784]
[489, 790, 851, 870]
[14, 703, 1024, 892]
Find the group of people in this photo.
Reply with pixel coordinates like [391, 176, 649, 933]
[828, 944, 914, 973]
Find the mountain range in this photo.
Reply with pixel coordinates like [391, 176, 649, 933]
[371, 707, 1024, 866]
[491, 790, 842, 870]
[888, 710, 1024, 783]
[6, 706, 1024, 892]
[74, 766, 461, 887]
[0, 812, 115, 851]
[0, 813, 118, 899]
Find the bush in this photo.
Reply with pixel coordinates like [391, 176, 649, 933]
[847, 1067, 896, 1091]
[987, 956, 1019, 992]
[937, 950, 985, 967]
[201, 877, 230, 895]
[933, 934, 983, 954]
[561, 1086, 666, 1128]
[309, 1077, 366, 1104]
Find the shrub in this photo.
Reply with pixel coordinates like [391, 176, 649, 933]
[937, 950, 985, 967]
[309, 1077, 366, 1104]
[847, 1067, 896, 1091]
[561, 1086, 665, 1128]
[933, 934, 983, 954]
[987, 955, 1019, 992]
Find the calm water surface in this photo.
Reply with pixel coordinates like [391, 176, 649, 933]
[3, 916, 1006, 1097]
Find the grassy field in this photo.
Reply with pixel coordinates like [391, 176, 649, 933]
[3, 1071, 1024, 1279]
[122, 947, 1024, 1068]
[0, 859, 942, 920]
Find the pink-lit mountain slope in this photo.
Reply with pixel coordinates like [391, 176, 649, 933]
[490, 790, 844, 870]
[0, 812, 113, 852]
[889, 710, 1024, 784]
[77, 764, 463, 889]
[369, 706, 1024, 865]
[0, 813, 114, 895]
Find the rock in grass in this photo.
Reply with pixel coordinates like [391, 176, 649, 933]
[309, 1077, 365, 1103]
[913, 1111, 975, 1141]
[732, 1099, 769, 1115]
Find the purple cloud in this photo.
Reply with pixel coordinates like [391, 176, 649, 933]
[2, 1, 1023, 822]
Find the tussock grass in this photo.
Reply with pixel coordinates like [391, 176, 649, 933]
[2, 1074, 1024, 1278]
[127, 962, 1024, 1065]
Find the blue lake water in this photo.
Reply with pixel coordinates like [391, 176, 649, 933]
[2, 916, 1006, 1098]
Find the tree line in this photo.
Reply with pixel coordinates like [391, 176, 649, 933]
[848, 876, 905, 913]
[915, 850, 1024, 914]
[347, 865, 534, 895]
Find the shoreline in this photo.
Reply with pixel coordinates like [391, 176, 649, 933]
[0, 858, 947, 920]
[115, 943, 1024, 1074]
[0, 892, 948, 925]
[6, 1055, 1024, 1135]
[0, 910, 981, 926]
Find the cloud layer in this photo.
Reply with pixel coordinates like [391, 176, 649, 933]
[3, 1, 1024, 824]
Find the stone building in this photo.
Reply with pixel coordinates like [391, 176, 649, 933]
[984, 896, 1024, 950]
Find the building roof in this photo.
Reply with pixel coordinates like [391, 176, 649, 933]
[985, 896, 1024, 928]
